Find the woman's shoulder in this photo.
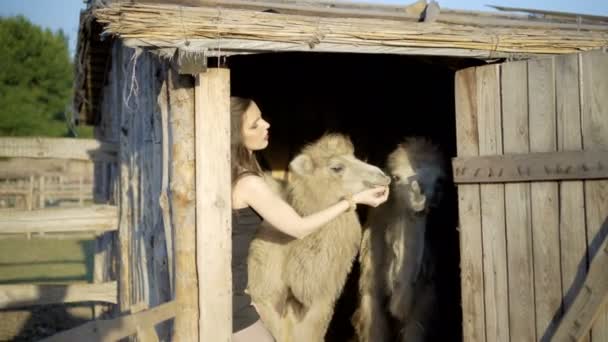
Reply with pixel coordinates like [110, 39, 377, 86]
[233, 174, 266, 194]
[234, 173, 263, 186]
[232, 174, 267, 209]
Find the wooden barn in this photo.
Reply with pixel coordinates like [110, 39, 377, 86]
[42, 0, 608, 340]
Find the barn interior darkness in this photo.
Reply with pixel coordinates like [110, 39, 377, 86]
[228, 52, 484, 341]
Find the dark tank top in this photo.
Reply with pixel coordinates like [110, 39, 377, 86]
[232, 206, 262, 332]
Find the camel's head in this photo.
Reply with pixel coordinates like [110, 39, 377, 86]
[386, 137, 446, 212]
[288, 134, 390, 201]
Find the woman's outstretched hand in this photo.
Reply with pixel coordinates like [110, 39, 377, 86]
[353, 185, 390, 207]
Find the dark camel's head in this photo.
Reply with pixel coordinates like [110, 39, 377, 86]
[386, 137, 446, 212]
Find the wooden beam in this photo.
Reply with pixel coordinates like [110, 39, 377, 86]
[0, 205, 118, 234]
[552, 237, 608, 341]
[39, 300, 177, 342]
[124, 38, 530, 59]
[0, 137, 118, 162]
[0, 282, 117, 309]
[195, 68, 232, 341]
[452, 150, 608, 183]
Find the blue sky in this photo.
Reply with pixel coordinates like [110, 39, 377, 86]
[1, 0, 607, 56]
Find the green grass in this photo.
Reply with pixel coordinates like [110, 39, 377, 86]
[0, 239, 94, 284]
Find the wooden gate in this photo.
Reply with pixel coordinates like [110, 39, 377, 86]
[454, 49, 608, 342]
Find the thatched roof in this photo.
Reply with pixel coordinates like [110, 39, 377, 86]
[93, 0, 608, 58]
[75, 0, 608, 124]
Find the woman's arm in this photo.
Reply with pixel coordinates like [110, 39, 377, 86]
[234, 175, 387, 239]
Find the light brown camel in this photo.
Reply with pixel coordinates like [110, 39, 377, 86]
[248, 133, 391, 342]
[352, 137, 446, 342]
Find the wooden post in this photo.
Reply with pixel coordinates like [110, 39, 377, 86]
[38, 176, 45, 209]
[27, 175, 34, 211]
[195, 68, 231, 342]
[79, 175, 84, 206]
[167, 68, 199, 341]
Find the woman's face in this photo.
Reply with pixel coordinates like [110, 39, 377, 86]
[241, 101, 270, 151]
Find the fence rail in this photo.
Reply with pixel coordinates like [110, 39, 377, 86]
[0, 205, 118, 235]
[40, 300, 178, 342]
[0, 137, 118, 162]
[0, 174, 94, 211]
[0, 282, 118, 309]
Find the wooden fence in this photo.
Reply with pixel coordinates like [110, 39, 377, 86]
[0, 174, 94, 211]
[0, 137, 128, 340]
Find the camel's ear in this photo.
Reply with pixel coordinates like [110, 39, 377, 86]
[289, 154, 314, 175]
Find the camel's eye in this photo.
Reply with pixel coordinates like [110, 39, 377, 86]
[392, 174, 401, 182]
[330, 165, 344, 173]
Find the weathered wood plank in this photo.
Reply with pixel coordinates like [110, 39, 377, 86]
[158, 65, 174, 296]
[0, 205, 118, 234]
[528, 56, 561, 340]
[501, 60, 536, 342]
[0, 282, 117, 309]
[195, 68, 232, 342]
[452, 150, 608, 183]
[580, 49, 608, 342]
[40, 300, 177, 342]
[117, 44, 132, 313]
[168, 68, 199, 341]
[454, 67, 486, 342]
[477, 63, 509, 342]
[477, 65, 509, 341]
[0, 137, 118, 162]
[555, 52, 589, 342]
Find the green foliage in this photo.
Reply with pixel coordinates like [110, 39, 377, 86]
[0, 16, 90, 137]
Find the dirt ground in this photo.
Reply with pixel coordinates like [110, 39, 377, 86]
[0, 305, 93, 341]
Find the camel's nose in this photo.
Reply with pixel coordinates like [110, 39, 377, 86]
[380, 174, 391, 185]
[364, 173, 391, 188]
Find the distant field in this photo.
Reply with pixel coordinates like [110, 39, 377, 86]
[0, 238, 94, 284]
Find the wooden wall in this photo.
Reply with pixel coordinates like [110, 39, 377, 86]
[456, 50, 608, 342]
[96, 42, 175, 337]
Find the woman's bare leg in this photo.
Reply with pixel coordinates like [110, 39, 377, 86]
[232, 320, 275, 342]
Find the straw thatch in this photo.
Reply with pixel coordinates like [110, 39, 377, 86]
[93, 1, 608, 58]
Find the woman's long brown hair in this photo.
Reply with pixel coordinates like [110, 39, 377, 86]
[231, 97, 263, 185]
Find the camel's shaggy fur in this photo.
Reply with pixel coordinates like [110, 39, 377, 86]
[248, 134, 390, 342]
[353, 137, 446, 342]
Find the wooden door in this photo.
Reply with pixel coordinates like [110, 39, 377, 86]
[454, 49, 608, 342]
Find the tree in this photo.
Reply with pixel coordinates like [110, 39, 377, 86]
[0, 16, 88, 137]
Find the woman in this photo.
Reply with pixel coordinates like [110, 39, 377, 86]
[230, 97, 389, 341]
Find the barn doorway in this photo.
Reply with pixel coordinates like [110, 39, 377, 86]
[229, 52, 484, 341]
